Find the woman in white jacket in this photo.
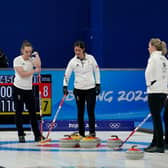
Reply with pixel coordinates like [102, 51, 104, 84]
[63, 41, 100, 137]
[145, 38, 168, 153]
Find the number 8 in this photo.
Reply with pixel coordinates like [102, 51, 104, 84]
[43, 86, 48, 97]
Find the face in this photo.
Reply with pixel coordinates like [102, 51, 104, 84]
[74, 46, 85, 59]
[21, 46, 32, 59]
[148, 42, 156, 55]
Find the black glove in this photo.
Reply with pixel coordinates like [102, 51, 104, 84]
[63, 86, 69, 96]
[95, 84, 101, 95]
[151, 80, 156, 86]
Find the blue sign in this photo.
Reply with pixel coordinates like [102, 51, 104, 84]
[43, 120, 134, 131]
[0, 69, 149, 131]
[51, 70, 148, 122]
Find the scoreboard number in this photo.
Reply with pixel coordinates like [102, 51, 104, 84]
[0, 74, 52, 116]
[0, 86, 12, 98]
[42, 99, 51, 113]
[43, 86, 49, 97]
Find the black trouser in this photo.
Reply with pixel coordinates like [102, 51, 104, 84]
[163, 98, 168, 144]
[148, 93, 167, 147]
[13, 86, 41, 137]
[74, 88, 96, 136]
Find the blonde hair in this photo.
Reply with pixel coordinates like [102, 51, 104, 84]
[150, 38, 167, 55]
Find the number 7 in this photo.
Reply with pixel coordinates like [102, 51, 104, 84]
[43, 101, 48, 112]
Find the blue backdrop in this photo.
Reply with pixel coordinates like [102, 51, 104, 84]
[0, 69, 151, 131]
[0, 0, 168, 68]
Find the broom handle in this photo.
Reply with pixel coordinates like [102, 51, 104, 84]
[38, 73, 43, 135]
[46, 95, 66, 138]
[120, 113, 151, 147]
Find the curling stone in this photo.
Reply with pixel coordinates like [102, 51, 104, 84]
[85, 135, 101, 145]
[91, 136, 101, 145]
[69, 132, 82, 141]
[107, 135, 122, 149]
[125, 145, 144, 160]
[79, 136, 98, 148]
[59, 135, 80, 148]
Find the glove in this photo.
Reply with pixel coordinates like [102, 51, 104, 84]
[95, 84, 101, 95]
[151, 80, 156, 86]
[63, 86, 69, 96]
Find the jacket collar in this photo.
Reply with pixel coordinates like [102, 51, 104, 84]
[150, 51, 162, 57]
[75, 53, 88, 60]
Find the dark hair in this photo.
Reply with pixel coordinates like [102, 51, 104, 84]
[74, 40, 86, 50]
[21, 40, 33, 50]
[0, 49, 9, 68]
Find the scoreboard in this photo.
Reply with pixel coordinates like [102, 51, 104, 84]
[0, 74, 52, 124]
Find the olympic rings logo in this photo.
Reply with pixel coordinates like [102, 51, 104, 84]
[109, 122, 121, 129]
[45, 122, 57, 129]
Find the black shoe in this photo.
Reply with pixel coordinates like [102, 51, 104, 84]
[35, 136, 45, 142]
[79, 132, 85, 137]
[18, 136, 25, 143]
[144, 144, 155, 151]
[88, 132, 96, 137]
[144, 146, 164, 153]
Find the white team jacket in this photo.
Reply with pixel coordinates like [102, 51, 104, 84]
[145, 51, 168, 94]
[63, 53, 100, 90]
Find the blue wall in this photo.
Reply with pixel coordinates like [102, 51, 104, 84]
[0, 0, 90, 68]
[0, 69, 148, 131]
[0, 0, 168, 68]
[98, 0, 168, 68]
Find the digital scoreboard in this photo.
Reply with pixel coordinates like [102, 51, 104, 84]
[0, 74, 52, 124]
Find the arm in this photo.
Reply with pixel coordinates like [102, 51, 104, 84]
[63, 60, 73, 86]
[91, 56, 100, 84]
[91, 56, 101, 95]
[145, 57, 156, 87]
[63, 60, 73, 95]
[14, 57, 36, 78]
[31, 52, 41, 68]
[14, 66, 35, 78]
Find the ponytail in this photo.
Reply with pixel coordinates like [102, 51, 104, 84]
[161, 41, 167, 55]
